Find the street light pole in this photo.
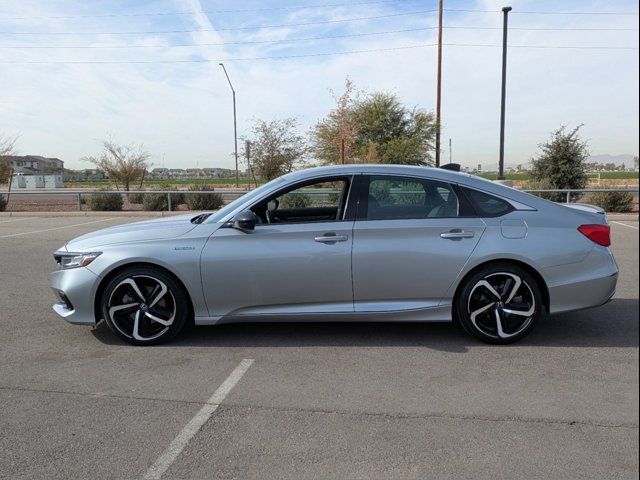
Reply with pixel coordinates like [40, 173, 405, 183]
[498, 6, 512, 181]
[435, 0, 443, 167]
[219, 63, 239, 188]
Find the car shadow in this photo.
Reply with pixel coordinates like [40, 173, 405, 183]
[91, 298, 639, 351]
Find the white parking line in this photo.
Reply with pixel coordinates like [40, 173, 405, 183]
[0, 218, 116, 238]
[611, 221, 639, 230]
[142, 359, 254, 480]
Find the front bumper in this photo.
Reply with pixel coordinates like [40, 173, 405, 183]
[49, 266, 100, 325]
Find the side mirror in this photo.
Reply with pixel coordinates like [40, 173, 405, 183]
[232, 210, 257, 232]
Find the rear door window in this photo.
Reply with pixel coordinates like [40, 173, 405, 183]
[364, 176, 460, 220]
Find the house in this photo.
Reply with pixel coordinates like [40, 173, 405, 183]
[7, 155, 64, 174]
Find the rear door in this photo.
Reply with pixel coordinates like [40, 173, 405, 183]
[351, 174, 486, 312]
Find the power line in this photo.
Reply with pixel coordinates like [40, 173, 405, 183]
[0, 0, 419, 20]
[0, 9, 438, 35]
[444, 8, 639, 16]
[0, 27, 436, 49]
[0, 44, 437, 63]
[448, 26, 639, 31]
[2, 24, 637, 49]
[1, 42, 636, 64]
[446, 43, 639, 50]
[1, 3, 637, 21]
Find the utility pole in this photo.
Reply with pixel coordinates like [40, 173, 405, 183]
[245, 140, 257, 188]
[435, 0, 443, 167]
[498, 6, 512, 181]
[449, 138, 452, 164]
[219, 63, 239, 188]
[340, 138, 345, 165]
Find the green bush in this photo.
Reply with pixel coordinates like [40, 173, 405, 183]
[588, 189, 634, 213]
[185, 184, 225, 211]
[142, 192, 169, 211]
[525, 179, 569, 202]
[158, 183, 185, 205]
[127, 192, 144, 204]
[280, 192, 310, 209]
[369, 181, 393, 205]
[0, 194, 6, 212]
[87, 191, 123, 211]
[142, 184, 185, 211]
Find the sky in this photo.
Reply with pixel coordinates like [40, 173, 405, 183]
[0, 0, 638, 170]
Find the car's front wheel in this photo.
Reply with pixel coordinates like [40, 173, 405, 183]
[101, 266, 189, 345]
[455, 263, 542, 344]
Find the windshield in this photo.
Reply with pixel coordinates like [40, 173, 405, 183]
[205, 176, 286, 223]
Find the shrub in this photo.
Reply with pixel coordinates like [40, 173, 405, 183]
[525, 179, 568, 202]
[87, 191, 123, 211]
[588, 189, 633, 213]
[127, 192, 144, 204]
[142, 184, 185, 211]
[369, 181, 393, 204]
[142, 192, 169, 211]
[280, 192, 310, 209]
[185, 184, 225, 211]
[158, 183, 185, 204]
[0, 194, 6, 212]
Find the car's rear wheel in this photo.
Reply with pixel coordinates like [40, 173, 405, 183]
[455, 263, 541, 344]
[101, 267, 189, 345]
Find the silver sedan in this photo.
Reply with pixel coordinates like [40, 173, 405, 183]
[49, 165, 618, 345]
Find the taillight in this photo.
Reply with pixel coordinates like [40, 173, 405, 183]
[578, 224, 611, 247]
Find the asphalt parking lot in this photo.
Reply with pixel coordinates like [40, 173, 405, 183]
[0, 215, 638, 480]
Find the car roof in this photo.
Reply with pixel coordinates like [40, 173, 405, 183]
[283, 164, 545, 209]
[285, 164, 468, 182]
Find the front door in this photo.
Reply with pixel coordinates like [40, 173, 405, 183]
[351, 174, 486, 312]
[201, 176, 355, 317]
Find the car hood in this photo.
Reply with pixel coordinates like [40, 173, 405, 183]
[64, 214, 200, 251]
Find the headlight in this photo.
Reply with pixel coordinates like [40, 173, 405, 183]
[54, 252, 102, 269]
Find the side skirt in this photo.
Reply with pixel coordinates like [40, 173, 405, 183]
[194, 304, 453, 326]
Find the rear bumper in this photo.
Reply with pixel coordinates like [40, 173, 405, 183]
[49, 266, 100, 325]
[548, 271, 618, 314]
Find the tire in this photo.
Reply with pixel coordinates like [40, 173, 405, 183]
[101, 266, 189, 346]
[455, 263, 542, 344]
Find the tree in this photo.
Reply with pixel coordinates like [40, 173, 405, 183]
[0, 134, 18, 184]
[311, 86, 436, 166]
[83, 140, 150, 191]
[311, 78, 360, 165]
[244, 118, 306, 181]
[530, 126, 589, 191]
[353, 93, 436, 165]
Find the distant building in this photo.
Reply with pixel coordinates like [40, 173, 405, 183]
[7, 155, 64, 174]
[11, 173, 63, 189]
[150, 168, 169, 179]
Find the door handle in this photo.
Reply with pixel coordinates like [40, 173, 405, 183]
[314, 233, 348, 243]
[440, 230, 475, 239]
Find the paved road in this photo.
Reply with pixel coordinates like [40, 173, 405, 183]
[0, 216, 638, 479]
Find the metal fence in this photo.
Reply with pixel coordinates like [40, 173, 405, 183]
[522, 188, 639, 204]
[1, 187, 638, 212]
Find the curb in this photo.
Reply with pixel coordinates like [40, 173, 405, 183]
[0, 211, 193, 218]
